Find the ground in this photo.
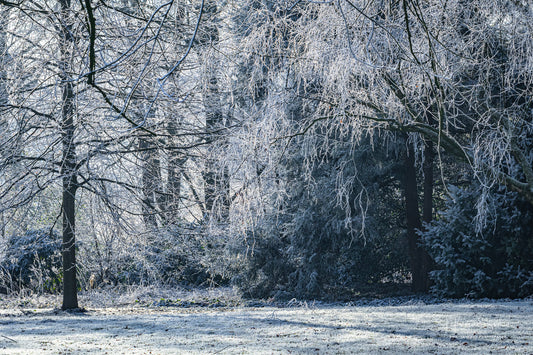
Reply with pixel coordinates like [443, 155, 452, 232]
[0, 288, 531, 354]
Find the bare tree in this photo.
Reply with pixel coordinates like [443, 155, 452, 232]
[58, 0, 79, 309]
[0, 0, 215, 307]
[197, 0, 230, 222]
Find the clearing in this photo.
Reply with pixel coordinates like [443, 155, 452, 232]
[0, 288, 531, 354]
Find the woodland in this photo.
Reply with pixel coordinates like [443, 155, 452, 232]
[0, 0, 532, 311]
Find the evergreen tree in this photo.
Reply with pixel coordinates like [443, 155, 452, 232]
[422, 185, 533, 298]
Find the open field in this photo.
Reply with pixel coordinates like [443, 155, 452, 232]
[0, 290, 531, 354]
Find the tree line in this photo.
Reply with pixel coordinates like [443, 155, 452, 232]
[0, 0, 532, 309]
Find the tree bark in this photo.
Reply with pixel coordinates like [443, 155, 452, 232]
[420, 140, 434, 289]
[61, 165, 78, 310]
[422, 141, 434, 225]
[402, 142, 430, 293]
[59, 0, 79, 310]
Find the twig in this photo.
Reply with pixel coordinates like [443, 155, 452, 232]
[1, 334, 17, 343]
[212, 344, 233, 354]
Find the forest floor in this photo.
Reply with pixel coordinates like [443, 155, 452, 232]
[0, 287, 531, 354]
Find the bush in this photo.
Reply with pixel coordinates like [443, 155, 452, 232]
[231, 225, 295, 299]
[229, 134, 411, 300]
[86, 223, 229, 289]
[421, 185, 533, 298]
[0, 229, 62, 293]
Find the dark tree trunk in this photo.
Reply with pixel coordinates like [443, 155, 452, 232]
[420, 140, 434, 289]
[61, 169, 78, 310]
[402, 143, 430, 293]
[59, 0, 78, 309]
[422, 141, 434, 224]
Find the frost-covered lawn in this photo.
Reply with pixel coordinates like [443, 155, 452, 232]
[0, 289, 531, 354]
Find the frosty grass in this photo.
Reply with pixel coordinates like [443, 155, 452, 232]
[0, 287, 531, 354]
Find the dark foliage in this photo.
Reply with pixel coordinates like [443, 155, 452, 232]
[0, 229, 62, 293]
[233, 136, 410, 300]
[422, 185, 533, 298]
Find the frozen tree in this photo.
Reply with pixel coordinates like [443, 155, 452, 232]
[226, 0, 532, 294]
[0, 0, 86, 309]
[0, 0, 220, 307]
[282, 0, 532, 203]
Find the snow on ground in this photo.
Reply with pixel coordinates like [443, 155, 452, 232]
[0, 289, 532, 354]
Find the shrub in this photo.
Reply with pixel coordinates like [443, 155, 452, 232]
[0, 229, 62, 293]
[421, 185, 533, 298]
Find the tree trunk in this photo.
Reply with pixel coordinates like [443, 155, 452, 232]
[59, 0, 79, 310]
[163, 116, 184, 225]
[402, 143, 430, 293]
[420, 140, 434, 289]
[422, 141, 434, 224]
[140, 136, 161, 229]
[61, 168, 78, 310]
[200, 0, 230, 221]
